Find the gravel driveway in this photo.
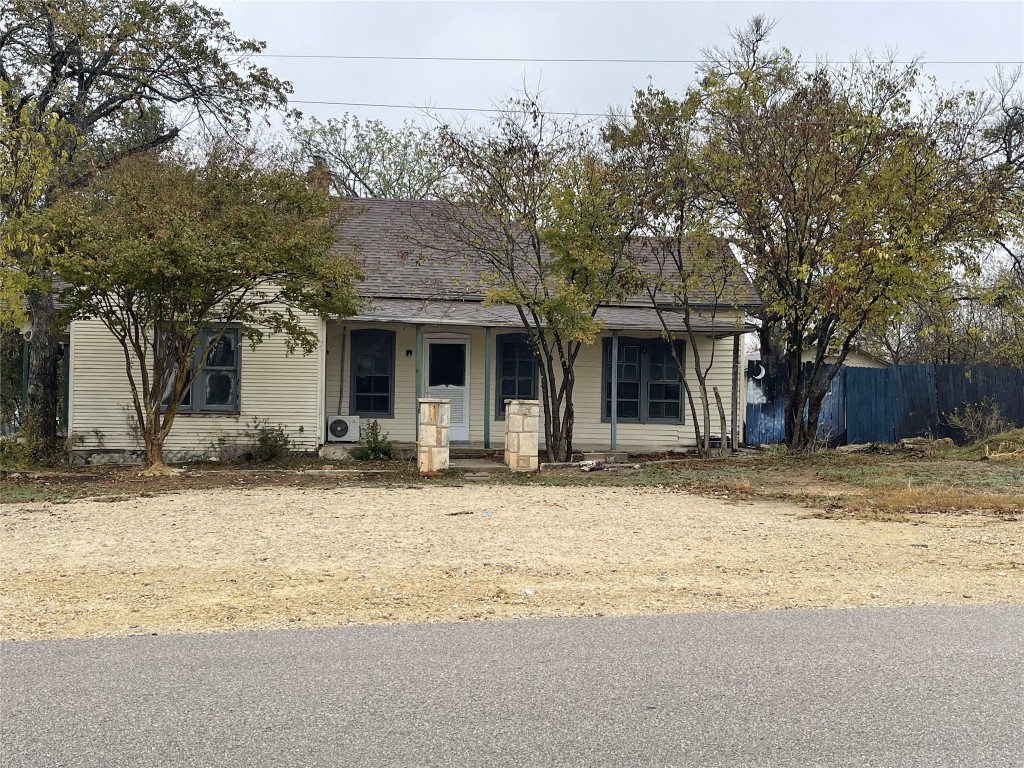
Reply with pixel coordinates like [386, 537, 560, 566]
[2, 485, 1022, 640]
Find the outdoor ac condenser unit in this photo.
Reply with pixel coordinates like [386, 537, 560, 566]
[326, 415, 360, 443]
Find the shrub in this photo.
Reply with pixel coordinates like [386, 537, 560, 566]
[0, 421, 65, 469]
[0, 436, 28, 468]
[945, 400, 1009, 444]
[247, 419, 290, 462]
[351, 419, 393, 461]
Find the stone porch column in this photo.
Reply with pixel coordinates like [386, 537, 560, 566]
[418, 398, 450, 473]
[504, 398, 541, 472]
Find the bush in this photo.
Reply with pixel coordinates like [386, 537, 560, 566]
[945, 400, 1009, 444]
[350, 419, 393, 461]
[0, 436, 28, 469]
[0, 421, 65, 469]
[247, 419, 290, 462]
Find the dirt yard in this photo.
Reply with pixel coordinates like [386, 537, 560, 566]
[2, 484, 1022, 641]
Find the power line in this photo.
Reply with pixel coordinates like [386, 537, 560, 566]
[289, 99, 943, 125]
[260, 53, 1024, 66]
[290, 99, 607, 117]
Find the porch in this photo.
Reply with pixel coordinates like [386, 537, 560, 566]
[322, 299, 749, 453]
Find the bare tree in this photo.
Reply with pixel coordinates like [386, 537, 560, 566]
[428, 94, 641, 461]
[289, 113, 454, 199]
[604, 85, 754, 456]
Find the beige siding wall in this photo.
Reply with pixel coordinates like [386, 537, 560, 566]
[325, 322, 492, 444]
[800, 349, 890, 369]
[69, 314, 324, 455]
[571, 332, 742, 450]
[835, 351, 889, 369]
[326, 321, 746, 452]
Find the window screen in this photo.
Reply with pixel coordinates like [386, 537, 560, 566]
[428, 343, 466, 387]
[602, 337, 684, 423]
[350, 329, 395, 417]
[496, 334, 537, 418]
[163, 327, 241, 414]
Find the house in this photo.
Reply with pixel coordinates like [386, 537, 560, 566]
[799, 348, 891, 369]
[65, 199, 760, 461]
[748, 346, 891, 406]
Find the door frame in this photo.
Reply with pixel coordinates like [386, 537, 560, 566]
[422, 332, 471, 441]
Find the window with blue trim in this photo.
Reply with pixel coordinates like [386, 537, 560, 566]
[495, 333, 538, 419]
[349, 329, 395, 417]
[602, 337, 685, 423]
[163, 327, 241, 414]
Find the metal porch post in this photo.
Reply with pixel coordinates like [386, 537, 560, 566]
[415, 325, 423, 442]
[730, 333, 740, 451]
[610, 330, 619, 450]
[483, 327, 492, 449]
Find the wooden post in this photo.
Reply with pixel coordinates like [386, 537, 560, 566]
[610, 330, 619, 450]
[484, 327, 492, 449]
[731, 333, 740, 451]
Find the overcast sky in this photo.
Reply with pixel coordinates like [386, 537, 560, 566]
[210, 0, 1024, 128]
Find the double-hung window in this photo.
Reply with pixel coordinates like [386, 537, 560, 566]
[495, 333, 538, 419]
[602, 337, 685, 423]
[349, 329, 395, 417]
[166, 327, 241, 414]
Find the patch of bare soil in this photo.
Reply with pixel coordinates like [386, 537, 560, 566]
[2, 485, 1022, 640]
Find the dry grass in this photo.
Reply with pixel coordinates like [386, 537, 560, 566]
[844, 485, 1023, 518]
[683, 477, 753, 498]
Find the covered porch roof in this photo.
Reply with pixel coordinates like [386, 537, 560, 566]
[342, 298, 754, 335]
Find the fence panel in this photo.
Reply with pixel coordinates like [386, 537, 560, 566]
[1002, 367, 1024, 427]
[816, 369, 846, 446]
[934, 365, 970, 441]
[742, 362, 1021, 447]
[745, 399, 786, 446]
[977, 364, 1024, 429]
[893, 365, 937, 440]
[844, 367, 895, 444]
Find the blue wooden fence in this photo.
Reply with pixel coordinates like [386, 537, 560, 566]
[745, 363, 1024, 446]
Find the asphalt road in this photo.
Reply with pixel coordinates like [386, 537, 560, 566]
[2, 606, 1022, 767]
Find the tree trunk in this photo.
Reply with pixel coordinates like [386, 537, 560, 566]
[547, 423, 561, 464]
[538, 353, 577, 463]
[783, 327, 807, 450]
[714, 386, 728, 457]
[542, 387, 560, 464]
[24, 290, 60, 443]
[757, 319, 785, 379]
[142, 432, 174, 475]
[560, 372, 575, 462]
[805, 393, 825, 448]
[561, 411, 574, 462]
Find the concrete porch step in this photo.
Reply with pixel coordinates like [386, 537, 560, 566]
[387, 444, 500, 459]
[449, 458, 507, 473]
[581, 451, 631, 463]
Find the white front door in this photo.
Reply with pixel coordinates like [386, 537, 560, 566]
[423, 336, 470, 441]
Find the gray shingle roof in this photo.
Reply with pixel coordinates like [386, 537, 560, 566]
[352, 298, 755, 333]
[332, 198, 761, 316]
[332, 199, 488, 301]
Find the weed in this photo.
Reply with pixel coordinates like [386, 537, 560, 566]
[120, 404, 144, 448]
[0, 420, 65, 469]
[351, 419, 393, 461]
[246, 418, 290, 462]
[0, 436, 28, 468]
[844, 486, 1022, 517]
[945, 400, 1009, 444]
